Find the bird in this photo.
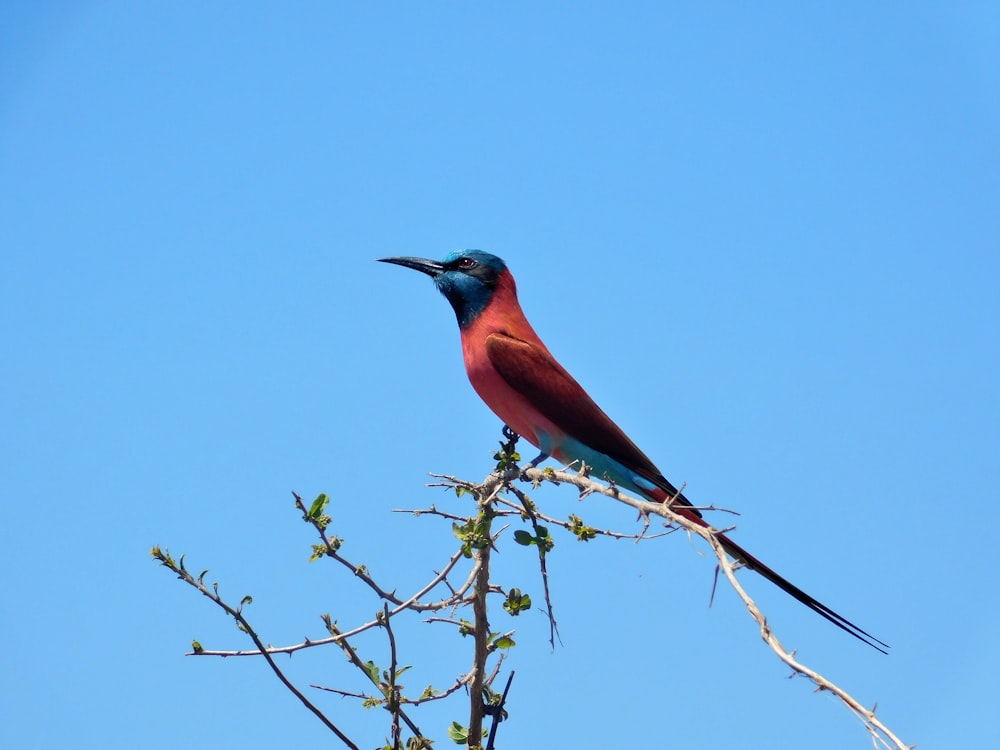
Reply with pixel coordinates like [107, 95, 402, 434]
[379, 250, 888, 653]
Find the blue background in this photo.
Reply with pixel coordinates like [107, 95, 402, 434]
[2, 3, 997, 748]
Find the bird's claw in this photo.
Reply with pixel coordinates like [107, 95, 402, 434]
[520, 451, 550, 482]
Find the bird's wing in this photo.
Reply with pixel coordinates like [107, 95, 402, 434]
[487, 336, 887, 651]
[485, 332, 693, 506]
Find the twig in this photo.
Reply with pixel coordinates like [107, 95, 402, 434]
[150, 547, 359, 749]
[296, 493, 473, 611]
[326, 616, 426, 741]
[505, 484, 561, 648]
[188, 547, 474, 658]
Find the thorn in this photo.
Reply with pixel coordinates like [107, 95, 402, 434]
[709, 564, 720, 608]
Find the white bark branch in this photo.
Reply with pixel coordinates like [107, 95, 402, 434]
[515, 466, 910, 750]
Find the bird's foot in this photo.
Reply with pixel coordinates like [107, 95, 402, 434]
[520, 451, 550, 482]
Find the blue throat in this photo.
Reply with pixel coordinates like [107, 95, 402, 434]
[433, 250, 508, 328]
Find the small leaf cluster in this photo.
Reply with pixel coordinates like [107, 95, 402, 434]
[493, 436, 521, 472]
[305, 493, 332, 529]
[302, 493, 344, 561]
[482, 683, 509, 722]
[359, 659, 412, 710]
[452, 512, 494, 558]
[502, 588, 532, 616]
[513, 526, 554, 555]
[567, 514, 597, 542]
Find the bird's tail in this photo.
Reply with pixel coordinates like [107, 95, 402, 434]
[649, 485, 889, 653]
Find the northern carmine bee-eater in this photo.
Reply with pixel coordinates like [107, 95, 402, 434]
[379, 250, 887, 653]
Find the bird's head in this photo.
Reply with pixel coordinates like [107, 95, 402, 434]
[378, 250, 509, 327]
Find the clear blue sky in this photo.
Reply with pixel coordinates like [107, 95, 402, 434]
[2, 3, 998, 748]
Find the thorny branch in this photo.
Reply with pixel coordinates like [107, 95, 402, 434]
[324, 611, 426, 744]
[186, 495, 479, 659]
[502, 463, 912, 750]
[467, 500, 493, 746]
[153, 433, 909, 749]
[155, 481, 516, 749]
[150, 547, 360, 750]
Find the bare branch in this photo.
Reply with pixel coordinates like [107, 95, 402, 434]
[326, 616, 426, 742]
[155, 452, 908, 749]
[504, 483, 560, 648]
[188, 547, 475, 658]
[150, 547, 359, 749]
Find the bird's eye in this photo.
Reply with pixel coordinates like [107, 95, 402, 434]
[457, 257, 477, 270]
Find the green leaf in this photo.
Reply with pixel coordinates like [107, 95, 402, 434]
[513, 530, 535, 546]
[493, 635, 516, 650]
[364, 660, 380, 684]
[191, 640, 203, 653]
[447, 722, 469, 743]
[308, 493, 329, 519]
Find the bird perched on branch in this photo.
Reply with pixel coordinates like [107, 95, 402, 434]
[379, 250, 887, 653]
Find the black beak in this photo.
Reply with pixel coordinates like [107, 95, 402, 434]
[377, 256, 445, 278]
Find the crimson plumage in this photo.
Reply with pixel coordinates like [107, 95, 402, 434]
[380, 250, 887, 652]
